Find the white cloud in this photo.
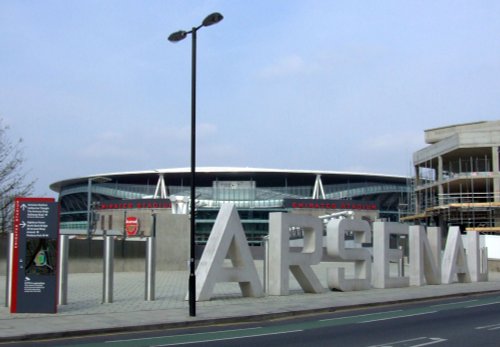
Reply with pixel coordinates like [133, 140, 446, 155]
[143, 122, 218, 143]
[258, 54, 309, 79]
[78, 131, 141, 159]
[77, 122, 220, 165]
[362, 131, 423, 153]
[198, 122, 218, 138]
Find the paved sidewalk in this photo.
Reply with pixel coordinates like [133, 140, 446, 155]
[1, 263, 500, 342]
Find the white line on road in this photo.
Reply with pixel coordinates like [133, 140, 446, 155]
[368, 336, 430, 346]
[466, 301, 500, 308]
[105, 327, 263, 344]
[151, 329, 304, 346]
[368, 336, 447, 347]
[430, 299, 478, 308]
[319, 309, 403, 322]
[359, 311, 437, 323]
[475, 322, 500, 330]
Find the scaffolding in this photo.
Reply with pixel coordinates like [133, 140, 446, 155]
[402, 154, 500, 232]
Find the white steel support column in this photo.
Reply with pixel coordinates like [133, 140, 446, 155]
[154, 174, 168, 199]
[312, 175, 326, 199]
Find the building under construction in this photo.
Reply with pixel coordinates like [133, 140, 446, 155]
[404, 121, 500, 232]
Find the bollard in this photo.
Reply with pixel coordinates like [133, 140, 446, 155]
[145, 236, 156, 301]
[263, 235, 269, 294]
[5, 232, 13, 308]
[398, 245, 405, 277]
[145, 213, 157, 301]
[102, 235, 114, 304]
[58, 234, 70, 305]
[481, 247, 488, 278]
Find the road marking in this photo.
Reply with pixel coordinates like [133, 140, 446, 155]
[105, 327, 263, 344]
[475, 322, 500, 330]
[320, 309, 403, 322]
[100, 295, 500, 346]
[150, 330, 304, 346]
[368, 336, 429, 346]
[430, 299, 478, 308]
[466, 301, 500, 308]
[359, 311, 437, 323]
[368, 336, 447, 347]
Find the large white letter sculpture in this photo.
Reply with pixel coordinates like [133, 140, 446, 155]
[326, 219, 372, 291]
[467, 230, 488, 282]
[372, 222, 409, 288]
[268, 212, 324, 295]
[193, 204, 263, 301]
[193, 210, 487, 299]
[441, 226, 471, 284]
[409, 226, 441, 286]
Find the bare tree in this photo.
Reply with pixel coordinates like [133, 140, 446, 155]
[0, 119, 35, 233]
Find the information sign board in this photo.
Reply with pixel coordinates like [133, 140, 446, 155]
[10, 197, 59, 314]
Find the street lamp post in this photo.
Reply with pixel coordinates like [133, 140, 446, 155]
[86, 177, 111, 258]
[168, 12, 223, 317]
[86, 176, 112, 237]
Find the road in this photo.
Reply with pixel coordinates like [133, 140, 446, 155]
[3, 292, 500, 347]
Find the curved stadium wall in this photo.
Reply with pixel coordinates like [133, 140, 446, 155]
[50, 167, 410, 244]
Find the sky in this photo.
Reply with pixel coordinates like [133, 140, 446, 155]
[1, 0, 499, 197]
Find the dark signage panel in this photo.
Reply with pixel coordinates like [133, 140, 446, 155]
[97, 198, 172, 210]
[10, 197, 59, 314]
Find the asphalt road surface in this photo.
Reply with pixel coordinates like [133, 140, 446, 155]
[3, 292, 500, 347]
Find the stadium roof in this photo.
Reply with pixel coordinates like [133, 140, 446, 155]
[50, 167, 408, 193]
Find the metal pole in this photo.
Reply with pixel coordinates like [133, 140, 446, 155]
[145, 214, 156, 301]
[188, 26, 197, 317]
[102, 234, 114, 304]
[58, 234, 69, 305]
[5, 232, 13, 308]
[87, 179, 92, 237]
[169, 12, 222, 316]
[481, 247, 488, 276]
[87, 179, 92, 258]
[398, 245, 405, 277]
[263, 236, 269, 294]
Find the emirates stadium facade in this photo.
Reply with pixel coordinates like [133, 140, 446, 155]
[50, 167, 410, 244]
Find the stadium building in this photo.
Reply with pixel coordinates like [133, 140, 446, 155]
[50, 168, 409, 244]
